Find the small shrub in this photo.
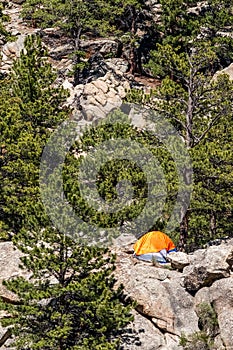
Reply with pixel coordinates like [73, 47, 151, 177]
[179, 303, 219, 349]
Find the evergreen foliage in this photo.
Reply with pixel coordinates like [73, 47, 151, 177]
[0, 35, 68, 238]
[22, 0, 122, 83]
[62, 110, 179, 242]
[150, 0, 233, 78]
[147, 44, 233, 149]
[126, 1, 233, 250]
[188, 113, 233, 249]
[21, 0, 151, 80]
[0, 230, 133, 349]
[0, 2, 11, 43]
[0, 35, 134, 349]
[0, 1, 233, 344]
[180, 302, 219, 349]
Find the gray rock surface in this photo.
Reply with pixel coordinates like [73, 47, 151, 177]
[183, 242, 233, 292]
[113, 240, 233, 349]
[0, 231, 233, 349]
[80, 39, 119, 58]
[11, 0, 25, 4]
[167, 251, 190, 271]
[195, 277, 233, 349]
[214, 62, 233, 81]
[0, 242, 29, 302]
[115, 251, 199, 338]
[1, 35, 26, 72]
[63, 72, 130, 121]
[0, 242, 29, 349]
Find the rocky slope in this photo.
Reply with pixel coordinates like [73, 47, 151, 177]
[111, 236, 233, 350]
[0, 239, 233, 349]
[1, 1, 136, 125]
[1, 0, 233, 124]
[1, 2, 233, 349]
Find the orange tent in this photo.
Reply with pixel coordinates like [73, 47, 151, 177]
[133, 231, 176, 256]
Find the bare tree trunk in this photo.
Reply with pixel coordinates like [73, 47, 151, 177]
[178, 71, 194, 251]
[0, 330, 11, 347]
[186, 84, 194, 149]
[178, 213, 189, 251]
[210, 210, 217, 239]
[73, 27, 82, 86]
[128, 6, 137, 75]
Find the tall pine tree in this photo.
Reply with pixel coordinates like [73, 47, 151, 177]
[126, 0, 233, 250]
[0, 35, 134, 348]
[0, 35, 68, 237]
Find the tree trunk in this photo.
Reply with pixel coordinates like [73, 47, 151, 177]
[0, 330, 11, 347]
[186, 84, 194, 149]
[178, 75, 193, 251]
[128, 6, 137, 75]
[178, 213, 189, 251]
[210, 210, 217, 239]
[73, 27, 82, 86]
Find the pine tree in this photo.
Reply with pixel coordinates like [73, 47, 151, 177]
[126, 1, 233, 249]
[0, 35, 68, 238]
[0, 229, 133, 349]
[22, 0, 150, 81]
[0, 36, 134, 348]
[22, 0, 122, 84]
[148, 42, 233, 249]
[200, 0, 233, 67]
[187, 113, 233, 250]
[149, 0, 233, 78]
[59, 109, 180, 244]
[113, 0, 153, 74]
[0, 2, 11, 44]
